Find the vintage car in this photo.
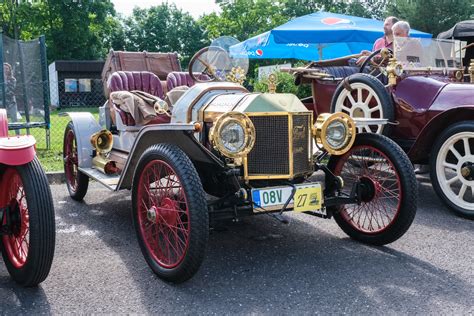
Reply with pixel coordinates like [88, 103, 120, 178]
[286, 37, 474, 219]
[0, 109, 55, 286]
[62, 41, 417, 283]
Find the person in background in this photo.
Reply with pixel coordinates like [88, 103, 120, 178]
[3, 63, 18, 121]
[356, 16, 399, 65]
[392, 20, 410, 38]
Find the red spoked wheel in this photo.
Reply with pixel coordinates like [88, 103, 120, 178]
[2, 168, 30, 269]
[137, 161, 190, 268]
[63, 121, 89, 201]
[0, 158, 55, 286]
[132, 144, 208, 283]
[328, 133, 417, 245]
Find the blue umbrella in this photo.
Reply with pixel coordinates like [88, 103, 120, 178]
[230, 11, 432, 61]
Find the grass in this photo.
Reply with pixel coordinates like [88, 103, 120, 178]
[9, 107, 99, 172]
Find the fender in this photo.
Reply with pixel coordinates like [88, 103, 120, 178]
[408, 107, 474, 162]
[116, 123, 226, 190]
[0, 109, 8, 137]
[60, 112, 102, 168]
[0, 135, 36, 165]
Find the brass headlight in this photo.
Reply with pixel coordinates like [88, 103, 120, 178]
[313, 112, 356, 155]
[209, 112, 255, 158]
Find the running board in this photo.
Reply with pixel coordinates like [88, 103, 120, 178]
[78, 167, 120, 191]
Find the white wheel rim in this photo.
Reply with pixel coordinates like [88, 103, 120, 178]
[436, 132, 474, 211]
[335, 83, 384, 134]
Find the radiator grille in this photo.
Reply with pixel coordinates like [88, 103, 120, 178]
[292, 114, 312, 175]
[247, 116, 289, 175]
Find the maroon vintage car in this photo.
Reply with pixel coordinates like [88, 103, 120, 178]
[287, 37, 474, 219]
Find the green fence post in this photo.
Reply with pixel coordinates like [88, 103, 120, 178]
[0, 32, 6, 110]
[39, 35, 51, 150]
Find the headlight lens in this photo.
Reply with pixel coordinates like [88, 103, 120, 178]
[314, 112, 356, 155]
[210, 112, 256, 158]
[326, 120, 347, 149]
[220, 121, 246, 153]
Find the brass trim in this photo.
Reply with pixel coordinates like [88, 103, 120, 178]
[245, 174, 293, 180]
[469, 59, 474, 83]
[314, 112, 356, 155]
[209, 112, 256, 159]
[288, 114, 294, 177]
[244, 111, 314, 181]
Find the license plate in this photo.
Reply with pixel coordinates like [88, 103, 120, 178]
[252, 183, 323, 213]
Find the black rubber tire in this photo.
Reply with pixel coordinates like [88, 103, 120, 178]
[132, 144, 209, 283]
[330, 73, 395, 136]
[63, 121, 89, 201]
[1, 158, 55, 286]
[327, 133, 417, 245]
[430, 121, 474, 219]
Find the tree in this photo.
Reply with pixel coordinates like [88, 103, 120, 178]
[387, 0, 474, 36]
[119, 4, 207, 66]
[1, 0, 118, 61]
[199, 0, 287, 40]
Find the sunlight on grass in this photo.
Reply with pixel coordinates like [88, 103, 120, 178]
[9, 107, 99, 172]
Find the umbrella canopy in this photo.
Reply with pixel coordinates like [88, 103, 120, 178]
[231, 11, 431, 61]
[438, 20, 474, 40]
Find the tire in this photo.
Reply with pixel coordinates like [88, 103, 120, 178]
[1, 158, 55, 286]
[63, 121, 89, 201]
[327, 133, 417, 245]
[330, 73, 394, 136]
[430, 121, 474, 219]
[132, 144, 209, 283]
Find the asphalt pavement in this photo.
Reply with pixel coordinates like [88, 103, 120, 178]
[0, 174, 473, 314]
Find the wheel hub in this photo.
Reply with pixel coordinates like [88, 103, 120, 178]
[359, 176, 378, 202]
[460, 163, 474, 181]
[7, 198, 22, 236]
[157, 197, 179, 226]
[352, 107, 366, 118]
[147, 206, 157, 223]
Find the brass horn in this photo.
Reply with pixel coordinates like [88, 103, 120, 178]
[90, 130, 113, 154]
[90, 130, 118, 175]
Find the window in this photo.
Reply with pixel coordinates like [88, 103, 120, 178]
[79, 79, 91, 92]
[65, 79, 78, 92]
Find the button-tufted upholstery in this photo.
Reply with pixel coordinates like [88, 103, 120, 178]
[318, 66, 360, 78]
[107, 71, 169, 127]
[108, 71, 165, 99]
[166, 72, 209, 91]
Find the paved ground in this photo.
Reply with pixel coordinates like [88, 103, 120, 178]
[1, 174, 473, 314]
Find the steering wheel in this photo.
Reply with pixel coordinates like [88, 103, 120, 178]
[188, 46, 230, 83]
[359, 48, 393, 78]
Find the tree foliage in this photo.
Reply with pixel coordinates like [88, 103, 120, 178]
[387, 0, 474, 36]
[1, 0, 118, 61]
[1, 0, 473, 67]
[118, 3, 207, 66]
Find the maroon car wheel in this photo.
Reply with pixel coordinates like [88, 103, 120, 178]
[0, 158, 55, 286]
[430, 121, 474, 219]
[328, 133, 417, 245]
[331, 73, 394, 136]
[63, 121, 89, 201]
[132, 144, 208, 283]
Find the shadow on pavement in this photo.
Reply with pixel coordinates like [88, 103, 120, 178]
[1, 182, 472, 313]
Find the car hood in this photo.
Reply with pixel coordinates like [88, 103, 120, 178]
[202, 93, 310, 122]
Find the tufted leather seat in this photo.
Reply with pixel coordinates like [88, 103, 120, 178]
[107, 71, 169, 127]
[166, 72, 209, 91]
[317, 66, 360, 78]
[108, 71, 165, 99]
